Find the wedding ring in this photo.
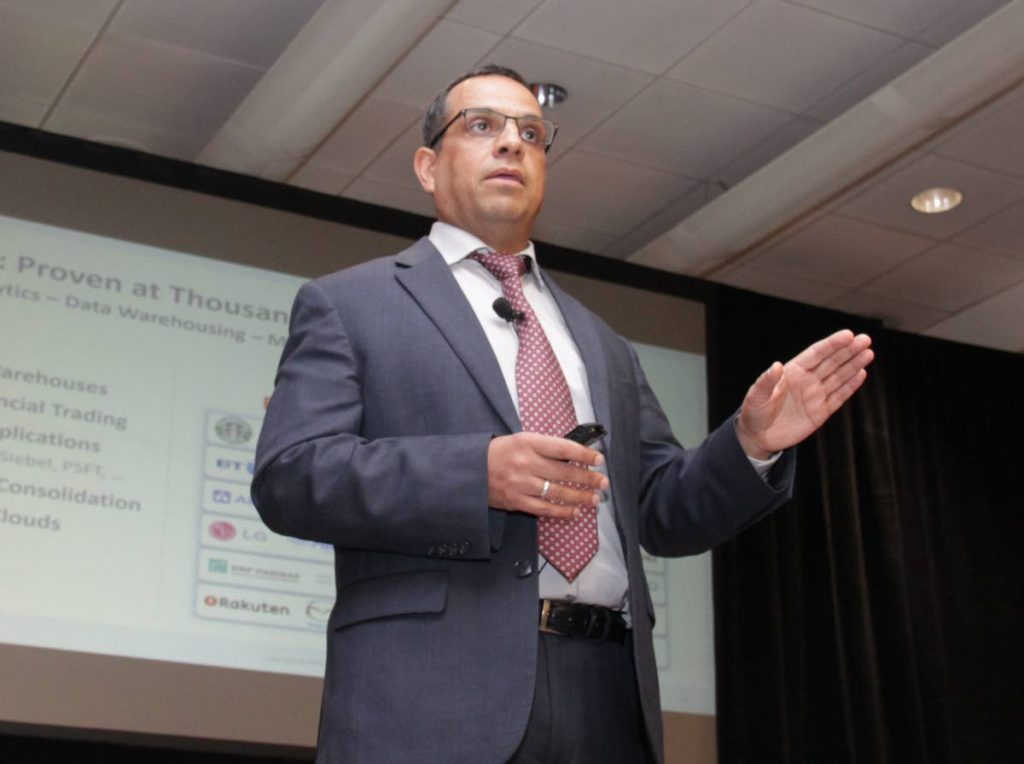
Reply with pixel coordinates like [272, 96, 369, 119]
[540, 479, 552, 501]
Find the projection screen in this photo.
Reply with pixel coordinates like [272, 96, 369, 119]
[0, 148, 712, 758]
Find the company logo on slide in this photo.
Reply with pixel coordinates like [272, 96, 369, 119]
[214, 457, 254, 475]
[209, 486, 253, 507]
[208, 558, 229, 573]
[202, 593, 291, 616]
[208, 520, 236, 540]
[214, 416, 253, 445]
[306, 600, 331, 622]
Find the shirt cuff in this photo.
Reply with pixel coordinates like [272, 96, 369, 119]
[748, 451, 782, 478]
[732, 412, 781, 478]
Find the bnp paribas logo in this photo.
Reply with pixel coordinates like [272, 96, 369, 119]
[214, 416, 253, 445]
[208, 558, 229, 573]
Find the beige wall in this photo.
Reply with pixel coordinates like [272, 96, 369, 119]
[0, 150, 703, 354]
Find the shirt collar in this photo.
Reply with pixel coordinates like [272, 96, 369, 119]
[429, 221, 546, 291]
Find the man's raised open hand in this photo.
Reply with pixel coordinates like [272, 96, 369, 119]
[736, 329, 874, 459]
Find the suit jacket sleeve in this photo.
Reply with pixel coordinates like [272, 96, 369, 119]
[625, 339, 796, 557]
[251, 280, 494, 560]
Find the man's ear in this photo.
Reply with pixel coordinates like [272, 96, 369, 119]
[413, 146, 437, 193]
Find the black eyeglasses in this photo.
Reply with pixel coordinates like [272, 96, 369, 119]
[427, 108, 558, 152]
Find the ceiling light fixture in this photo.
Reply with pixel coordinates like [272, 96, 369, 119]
[531, 83, 568, 108]
[910, 186, 963, 214]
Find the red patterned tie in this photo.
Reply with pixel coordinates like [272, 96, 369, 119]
[472, 249, 598, 581]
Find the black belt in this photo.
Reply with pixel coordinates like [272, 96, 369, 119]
[539, 599, 627, 644]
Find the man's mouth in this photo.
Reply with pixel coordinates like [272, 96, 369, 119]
[486, 169, 525, 185]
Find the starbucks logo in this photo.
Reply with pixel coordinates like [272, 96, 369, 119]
[215, 416, 253, 445]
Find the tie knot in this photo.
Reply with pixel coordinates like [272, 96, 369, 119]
[471, 248, 527, 286]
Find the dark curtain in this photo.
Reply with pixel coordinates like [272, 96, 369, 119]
[707, 287, 1023, 763]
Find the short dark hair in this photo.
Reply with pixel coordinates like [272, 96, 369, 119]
[421, 64, 530, 148]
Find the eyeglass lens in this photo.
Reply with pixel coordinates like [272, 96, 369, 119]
[464, 109, 554, 147]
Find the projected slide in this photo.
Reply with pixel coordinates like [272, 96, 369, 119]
[0, 214, 712, 713]
[0, 213, 327, 675]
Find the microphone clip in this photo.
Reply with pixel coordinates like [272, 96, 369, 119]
[492, 297, 525, 323]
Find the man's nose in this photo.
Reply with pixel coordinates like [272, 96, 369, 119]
[494, 118, 524, 155]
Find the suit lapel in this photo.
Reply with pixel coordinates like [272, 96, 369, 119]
[545, 277, 612, 437]
[545, 275, 637, 547]
[395, 239, 521, 435]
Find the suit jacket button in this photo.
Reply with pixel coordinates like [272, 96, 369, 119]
[515, 559, 534, 578]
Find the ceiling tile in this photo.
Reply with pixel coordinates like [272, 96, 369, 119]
[481, 37, 652, 157]
[50, 34, 263, 148]
[862, 242, 1024, 311]
[602, 183, 723, 259]
[513, 0, 751, 75]
[786, 0, 961, 37]
[817, 150, 924, 212]
[580, 79, 790, 178]
[361, 122, 424, 189]
[837, 154, 1024, 239]
[0, 93, 48, 126]
[923, 279, 1024, 352]
[716, 116, 823, 187]
[445, 0, 543, 34]
[928, 80, 1024, 139]
[828, 290, 950, 332]
[111, 0, 324, 68]
[715, 263, 846, 306]
[954, 199, 1024, 260]
[667, 0, 901, 113]
[304, 97, 421, 177]
[0, 8, 98, 103]
[343, 178, 437, 219]
[531, 218, 612, 254]
[748, 213, 935, 286]
[373, 20, 501, 109]
[912, 0, 1012, 46]
[0, 0, 119, 27]
[929, 85, 1024, 179]
[804, 40, 934, 122]
[542, 149, 695, 235]
[287, 164, 354, 196]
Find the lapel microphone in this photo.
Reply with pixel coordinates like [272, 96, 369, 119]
[492, 297, 525, 323]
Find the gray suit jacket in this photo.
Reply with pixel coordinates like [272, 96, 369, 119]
[252, 238, 794, 763]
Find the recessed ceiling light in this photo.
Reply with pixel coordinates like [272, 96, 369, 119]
[530, 82, 568, 108]
[910, 186, 963, 214]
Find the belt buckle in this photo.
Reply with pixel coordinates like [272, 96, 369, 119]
[539, 599, 559, 635]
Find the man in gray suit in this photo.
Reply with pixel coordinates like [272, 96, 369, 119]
[252, 64, 873, 763]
